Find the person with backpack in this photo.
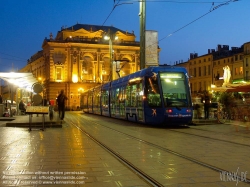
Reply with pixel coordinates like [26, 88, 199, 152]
[56, 90, 68, 121]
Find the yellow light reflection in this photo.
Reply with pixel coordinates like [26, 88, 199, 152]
[72, 74, 78, 83]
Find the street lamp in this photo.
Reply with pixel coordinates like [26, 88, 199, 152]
[104, 31, 118, 81]
[78, 87, 84, 94]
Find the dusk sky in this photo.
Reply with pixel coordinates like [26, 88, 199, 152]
[0, 0, 249, 72]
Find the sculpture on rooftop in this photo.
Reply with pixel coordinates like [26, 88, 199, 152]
[223, 65, 231, 86]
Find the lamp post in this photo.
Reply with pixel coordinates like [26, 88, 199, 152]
[104, 32, 118, 81]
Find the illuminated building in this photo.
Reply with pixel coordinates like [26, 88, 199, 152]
[21, 24, 142, 110]
[175, 43, 250, 95]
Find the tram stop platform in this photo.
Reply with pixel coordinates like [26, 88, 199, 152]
[191, 118, 218, 125]
[0, 114, 62, 128]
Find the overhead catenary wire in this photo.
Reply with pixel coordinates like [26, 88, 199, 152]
[0, 0, 240, 64]
[79, 0, 125, 54]
[155, 0, 239, 47]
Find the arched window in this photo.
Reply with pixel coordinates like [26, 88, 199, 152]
[81, 56, 93, 82]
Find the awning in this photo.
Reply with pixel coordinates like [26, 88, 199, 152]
[212, 87, 235, 92]
[0, 72, 38, 89]
[212, 83, 250, 92]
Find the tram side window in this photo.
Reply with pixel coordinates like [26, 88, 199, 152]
[118, 86, 126, 103]
[131, 84, 137, 107]
[110, 87, 120, 108]
[125, 80, 143, 107]
[87, 92, 93, 106]
[114, 88, 120, 106]
[93, 89, 101, 106]
[146, 77, 161, 107]
[125, 86, 131, 107]
[101, 89, 109, 108]
[137, 82, 143, 107]
[80, 94, 88, 109]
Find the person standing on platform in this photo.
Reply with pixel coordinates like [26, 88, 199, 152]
[56, 89, 68, 121]
[19, 100, 26, 115]
[203, 91, 210, 119]
[0, 95, 3, 104]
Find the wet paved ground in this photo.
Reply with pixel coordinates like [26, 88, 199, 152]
[0, 112, 249, 186]
[0, 114, 149, 187]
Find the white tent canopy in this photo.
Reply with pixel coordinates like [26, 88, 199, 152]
[0, 72, 38, 89]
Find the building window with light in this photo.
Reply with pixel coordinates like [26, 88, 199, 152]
[56, 67, 62, 81]
[81, 56, 93, 82]
[240, 67, 243, 74]
[235, 67, 238, 75]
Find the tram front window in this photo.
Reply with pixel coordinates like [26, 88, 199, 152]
[146, 75, 161, 107]
[160, 72, 189, 107]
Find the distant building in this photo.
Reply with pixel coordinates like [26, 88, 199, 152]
[175, 43, 250, 95]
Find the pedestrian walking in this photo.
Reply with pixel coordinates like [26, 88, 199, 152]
[203, 91, 210, 119]
[56, 90, 68, 121]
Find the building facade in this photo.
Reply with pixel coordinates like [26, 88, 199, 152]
[176, 43, 250, 96]
[16, 23, 250, 107]
[243, 42, 250, 81]
[20, 24, 160, 110]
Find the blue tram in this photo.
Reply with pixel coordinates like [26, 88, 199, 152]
[80, 66, 193, 126]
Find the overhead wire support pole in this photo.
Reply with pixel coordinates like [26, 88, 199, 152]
[109, 34, 113, 81]
[139, 0, 146, 70]
[105, 1, 133, 81]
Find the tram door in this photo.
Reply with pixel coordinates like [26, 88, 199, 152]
[110, 87, 119, 117]
[110, 86, 126, 119]
[119, 86, 126, 118]
[80, 93, 88, 113]
[87, 90, 93, 113]
[125, 79, 144, 122]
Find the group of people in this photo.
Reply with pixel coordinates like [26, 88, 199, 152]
[0, 89, 68, 120]
[194, 91, 211, 120]
[18, 89, 68, 120]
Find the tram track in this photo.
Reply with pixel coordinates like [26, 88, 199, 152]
[66, 113, 250, 185]
[69, 121, 164, 187]
[168, 129, 250, 148]
[190, 126, 250, 139]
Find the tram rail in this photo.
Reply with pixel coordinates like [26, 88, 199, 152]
[67, 113, 250, 185]
[70, 121, 164, 187]
[168, 128, 250, 147]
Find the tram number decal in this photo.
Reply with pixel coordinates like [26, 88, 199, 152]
[152, 109, 157, 116]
